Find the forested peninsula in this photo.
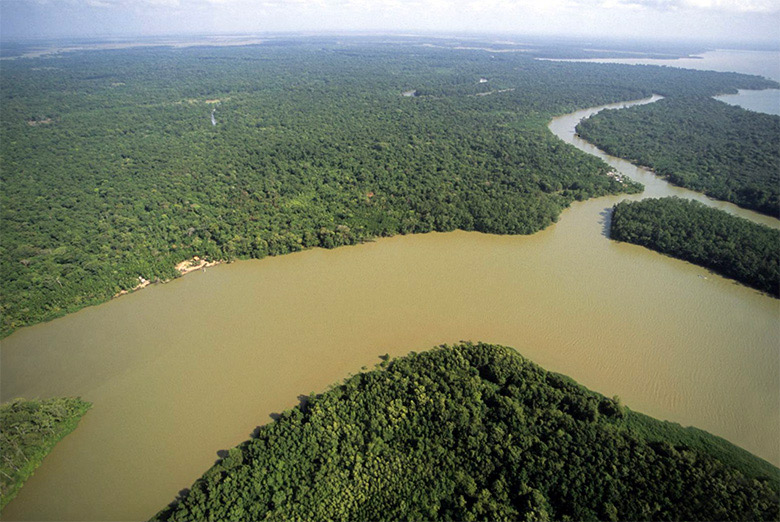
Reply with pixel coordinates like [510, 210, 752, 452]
[2, 42, 776, 336]
[610, 198, 779, 296]
[153, 343, 779, 522]
[0, 397, 92, 510]
[576, 96, 780, 216]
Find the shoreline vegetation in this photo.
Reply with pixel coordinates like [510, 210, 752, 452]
[2, 42, 775, 338]
[576, 95, 780, 217]
[610, 198, 780, 297]
[152, 343, 779, 522]
[0, 397, 92, 511]
[113, 256, 223, 298]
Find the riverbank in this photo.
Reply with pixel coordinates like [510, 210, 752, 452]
[175, 256, 222, 275]
[153, 343, 779, 522]
[113, 257, 223, 299]
[610, 197, 780, 297]
[575, 95, 780, 216]
[0, 398, 92, 511]
[548, 95, 780, 228]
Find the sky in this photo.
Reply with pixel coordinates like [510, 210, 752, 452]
[1, 0, 779, 46]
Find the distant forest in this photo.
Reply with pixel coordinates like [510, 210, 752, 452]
[2, 41, 776, 335]
[577, 96, 780, 216]
[153, 343, 779, 522]
[610, 198, 779, 296]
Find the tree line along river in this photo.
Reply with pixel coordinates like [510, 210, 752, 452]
[0, 94, 778, 521]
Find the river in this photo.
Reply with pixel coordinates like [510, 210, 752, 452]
[1, 96, 779, 520]
[541, 49, 780, 116]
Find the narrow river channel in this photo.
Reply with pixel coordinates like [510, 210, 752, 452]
[1, 97, 778, 521]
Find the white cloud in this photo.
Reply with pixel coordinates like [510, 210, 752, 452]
[7, 0, 777, 12]
[145, 0, 181, 6]
[585, 0, 779, 12]
[680, 0, 778, 12]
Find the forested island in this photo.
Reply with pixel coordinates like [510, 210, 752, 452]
[576, 96, 780, 216]
[153, 343, 778, 522]
[610, 198, 779, 296]
[0, 397, 91, 510]
[2, 42, 777, 336]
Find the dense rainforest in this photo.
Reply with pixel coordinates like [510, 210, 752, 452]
[0, 397, 91, 510]
[576, 96, 780, 216]
[2, 39, 776, 336]
[610, 197, 780, 296]
[153, 342, 779, 522]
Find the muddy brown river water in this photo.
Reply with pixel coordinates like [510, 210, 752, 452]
[1, 97, 778, 521]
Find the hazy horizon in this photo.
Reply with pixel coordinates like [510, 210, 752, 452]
[2, 0, 778, 47]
